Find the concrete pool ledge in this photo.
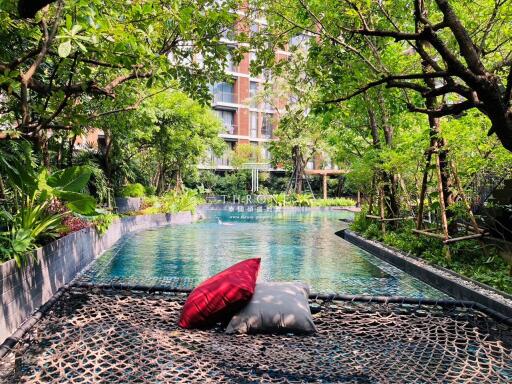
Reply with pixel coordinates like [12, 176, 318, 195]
[0, 210, 202, 345]
[339, 229, 512, 322]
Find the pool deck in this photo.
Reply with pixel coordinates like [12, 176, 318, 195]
[1, 286, 511, 383]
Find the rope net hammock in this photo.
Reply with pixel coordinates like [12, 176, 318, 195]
[1, 287, 511, 383]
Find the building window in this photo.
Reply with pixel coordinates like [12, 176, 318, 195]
[263, 68, 272, 82]
[249, 81, 258, 107]
[250, 112, 258, 138]
[225, 49, 236, 72]
[215, 110, 235, 134]
[212, 82, 235, 103]
[263, 96, 273, 111]
[212, 141, 235, 167]
[261, 113, 273, 139]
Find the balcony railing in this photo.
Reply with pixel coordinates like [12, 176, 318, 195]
[212, 154, 231, 167]
[213, 91, 235, 104]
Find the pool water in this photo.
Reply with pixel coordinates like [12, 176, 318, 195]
[81, 209, 448, 298]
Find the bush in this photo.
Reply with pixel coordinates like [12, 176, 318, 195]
[351, 208, 512, 294]
[293, 193, 313, 207]
[91, 213, 118, 235]
[310, 197, 356, 207]
[140, 189, 204, 215]
[144, 185, 157, 196]
[120, 183, 145, 198]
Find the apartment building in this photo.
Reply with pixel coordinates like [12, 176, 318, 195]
[202, 15, 296, 172]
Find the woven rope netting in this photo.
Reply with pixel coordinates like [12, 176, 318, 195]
[1, 287, 511, 383]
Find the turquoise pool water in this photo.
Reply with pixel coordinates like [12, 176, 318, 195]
[81, 209, 448, 298]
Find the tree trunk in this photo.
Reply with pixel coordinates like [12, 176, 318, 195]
[367, 101, 399, 220]
[416, 4, 456, 235]
[104, 131, 113, 179]
[335, 175, 345, 197]
[174, 168, 183, 192]
[290, 145, 305, 194]
[67, 134, 76, 167]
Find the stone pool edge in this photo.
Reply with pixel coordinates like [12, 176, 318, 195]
[0, 210, 203, 346]
[339, 229, 512, 322]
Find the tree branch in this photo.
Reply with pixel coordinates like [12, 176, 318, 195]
[325, 72, 449, 103]
[407, 100, 478, 117]
[434, 0, 486, 75]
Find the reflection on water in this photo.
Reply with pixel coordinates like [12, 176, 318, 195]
[87, 209, 448, 298]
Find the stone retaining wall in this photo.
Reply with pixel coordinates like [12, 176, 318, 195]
[0, 211, 199, 344]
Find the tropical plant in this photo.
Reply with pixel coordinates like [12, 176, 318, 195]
[0, 201, 63, 266]
[293, 193, 313, 207]
[120, 183, 145, 198]
[310, 198, 355, 207]
[0, 148, 96, 265]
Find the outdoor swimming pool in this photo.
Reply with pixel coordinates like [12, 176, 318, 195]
[80, 209, 448, 298]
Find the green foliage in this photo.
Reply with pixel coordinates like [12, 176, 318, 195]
[0, 0, 241, 137]
[310, 198, 356, 207]
[144, 185, 157, 196]
[91, 214, 118, 236]
[0, 199, 64, 266]
[255, 194, 355, 207]
[0, 143, 96, 265]
[351, 210, 512, 294]
[120, 183, 146, 198]
[140, 90, 225, 193]
[293, 193, 313, 207]
[198, 171, 251, 198]
[160, 190, 204, 214]
[140, 189, 204, 215]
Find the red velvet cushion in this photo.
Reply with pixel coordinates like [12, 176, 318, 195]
[178, 258, 261, 328]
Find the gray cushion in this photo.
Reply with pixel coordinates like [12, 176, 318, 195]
[225, 282, 317, 334]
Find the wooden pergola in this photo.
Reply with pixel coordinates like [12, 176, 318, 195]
[304, 169, 349, 199]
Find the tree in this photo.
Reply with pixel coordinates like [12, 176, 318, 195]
[0, 0, 241, 153]
[256, 0, 512, 152]
[141, 90, 225, 193]
[258, 54, 335, 194]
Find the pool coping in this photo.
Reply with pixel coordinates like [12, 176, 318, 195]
[339, 229, 512, 323]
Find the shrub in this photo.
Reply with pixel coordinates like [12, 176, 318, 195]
[120, 183, 145, 198]
[139, 189, 204, 215]
[92, 213, 118, 235]
[310, 197, 356, 207]
[144, 185, 157, 196]
[293, 193, 313, 207]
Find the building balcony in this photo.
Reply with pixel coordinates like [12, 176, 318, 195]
[213, 91, 235, 104]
